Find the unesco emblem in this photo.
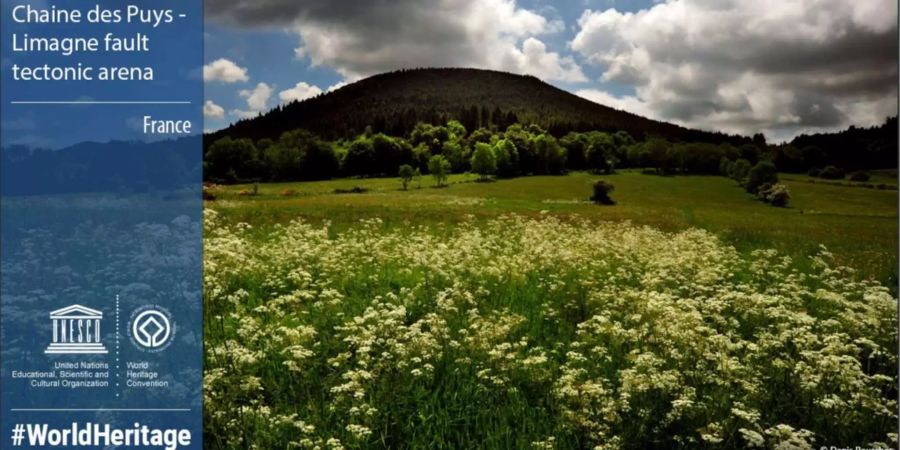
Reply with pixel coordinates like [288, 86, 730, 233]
[45, 304, 108, 354]
[128, 305, 175, 352]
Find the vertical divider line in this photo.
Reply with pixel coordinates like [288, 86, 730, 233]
[116, 294, 120, 397]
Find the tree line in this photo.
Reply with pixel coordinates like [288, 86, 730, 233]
[204, 117, 898, 184]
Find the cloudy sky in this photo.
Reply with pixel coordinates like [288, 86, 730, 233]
[202, 0, 898, 141]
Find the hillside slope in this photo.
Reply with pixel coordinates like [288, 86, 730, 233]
[206, 68, 747, 144]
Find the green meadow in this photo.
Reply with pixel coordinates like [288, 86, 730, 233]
[204, 170, 898, 449]
[208, 170, 897, 285]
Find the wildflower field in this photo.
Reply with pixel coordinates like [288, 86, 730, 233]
[204, 172, 898, 449]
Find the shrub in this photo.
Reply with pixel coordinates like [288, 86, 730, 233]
[807, 167, 822, 177]
[264, 130, 337, 181]
[442, 140, 469, 173]
[760, 183, 791, 207]
[585, 133, 616, 174]
[590, 180, 615, 205]
[532, 134, 567, 175]
[470, 142, 497, 180]
[745, 161, 778, 194]
[848, 171, 871, 182]
[343, 138, 376, 176]
[728, 159, 752, 182]
[333, 186, 369, 194]
[493, 139, 519, 178]
[719, 157, 734, 176]
[819, 165, 845, 180]
[206, 137, 259, 182]
[427, 155, 451, 187]
[398, 164, 416, 190]
[300, 140, 340, 180]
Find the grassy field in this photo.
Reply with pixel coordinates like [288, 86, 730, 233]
[204, 170, 898, 449]
[208, 170, 898, 285]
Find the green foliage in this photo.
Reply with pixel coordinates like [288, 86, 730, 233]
[585, 133, 616, 174]
[674, 142, 739, 174]
[560, 132, 590, 170]
[398, 164, 417, 190]
[532, 133, 567, 175]
[446, 119, 467, 141]
[774, 145, 805, 173]
[745, 161, 779, 194]
[470, 142, 497, 180]
[411, 122, 450, 154]
[493, 139, 519, 178]
[612, 130, 635, 149]
[428, 154, 451, 187]
[626, 142, 651, 168]
[442, 140, 469, 173]
[263, 144, 301, 181]
[468, 127, 494, 145]
[412, 143, 432, 171]
[719, 157, 734, 176]
[644, 138, 673, 174]
[728, 159, 752, 183]
[502, 125, 532, 172]
[256, 138, 274, 152]
[300, 140, 340, 181]
[206, 136, 259, 182]
[819, 165, 846, 180]
[738, 143, 760, 164]
[344, 137, 376, 176]
[371, 133, 411, 176]
[261, 130, 339, 181]
[203, 113, 896, 185]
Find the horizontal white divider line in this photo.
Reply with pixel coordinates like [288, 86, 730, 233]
[11, 408, 191, 411]
[45, 351, 109, 354]
[11, 101, 192, 104]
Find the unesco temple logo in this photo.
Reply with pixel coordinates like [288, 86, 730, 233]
[44, 304, 108, 354]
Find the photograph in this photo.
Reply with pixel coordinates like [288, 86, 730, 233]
[1, 0, 898, 449]
[199, 1, 899, 449]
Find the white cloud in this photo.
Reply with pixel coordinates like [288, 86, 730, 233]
[207, 0, 585, 83]
[575, 89, 652, 118]
[203, 100, 225, 118]
[510, 38, 586, 82]
[278, 82, 323, 103]
[229, 109, 260, 119]
[327, 81, 348, 92]
[239, 82, 272, 111]
[571, 0, 898, 138]
[230, 82, 272, 118]
[203, 58, 249, 83]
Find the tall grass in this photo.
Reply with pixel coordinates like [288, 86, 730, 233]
[203, 211, 897, 449]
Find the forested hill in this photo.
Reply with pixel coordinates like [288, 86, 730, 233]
[783, 117, 898, 171]
[205, 68, 749, 145]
